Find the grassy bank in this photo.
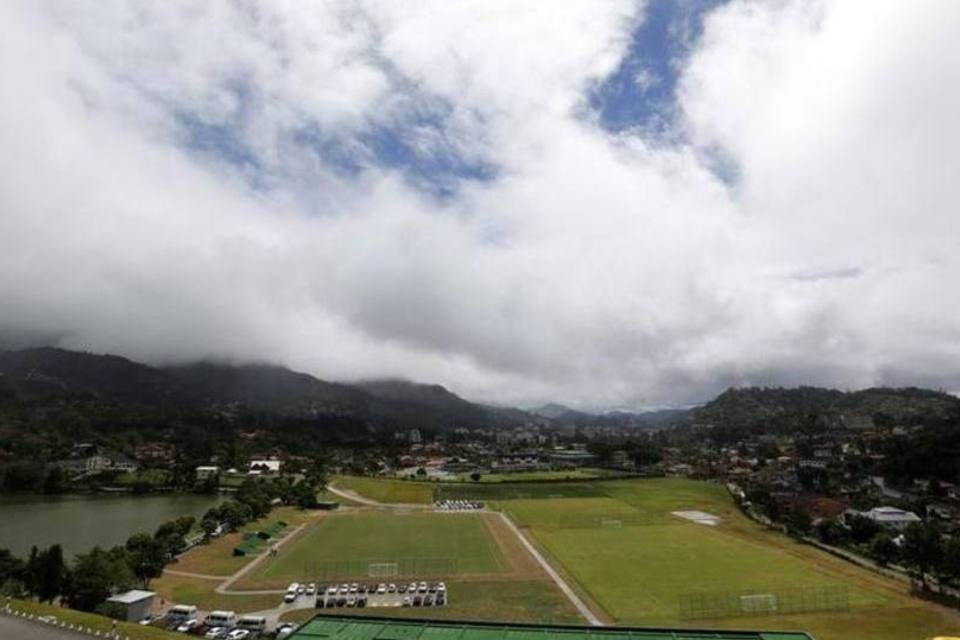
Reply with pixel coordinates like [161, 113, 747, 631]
[3, 598, 178, 639]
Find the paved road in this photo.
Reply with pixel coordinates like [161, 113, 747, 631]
[216, 520, 313, 594]
[326, 485, 383, 507]
[326, 485, 429, 510]
[0, 615, 91, 639]
[495, 512, 604, 626]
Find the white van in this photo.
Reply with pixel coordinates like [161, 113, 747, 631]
[167, 604, 197, 624]
[237, 615, 267, 633]
[204, 610, 238, 628]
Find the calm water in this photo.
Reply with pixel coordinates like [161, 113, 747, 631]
[0, 493, 223, 558]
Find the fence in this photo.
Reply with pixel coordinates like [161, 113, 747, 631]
[678, 585, 850, 620]
[434, 483, 606, 502]
[304, 557, 459, 579]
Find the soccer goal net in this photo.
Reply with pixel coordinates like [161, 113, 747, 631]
[679, 585, 848, 620]
[739, 593, 778, 614]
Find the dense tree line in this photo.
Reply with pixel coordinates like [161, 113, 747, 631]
[0, 373, 355, 495]
[689, 386, 960, 446]
[0, 516, 192, 612]
[808, 516, 960, 594]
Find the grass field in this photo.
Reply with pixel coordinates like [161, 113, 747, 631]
[243, 511, 507, 587]
[339, 475, 960, 639]
[149, 572, 280, 613]
[450, 469, 604, 483]
[332, 476, 435, 504]
[168, 506, 310, 577]
[435, 482, 606, 501]
[155, 476, 960, 639]
[495, 478, 960, 640]
[231, 506, 580, 624]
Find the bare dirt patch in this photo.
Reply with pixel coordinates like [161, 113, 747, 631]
[672, 510, 720, 526]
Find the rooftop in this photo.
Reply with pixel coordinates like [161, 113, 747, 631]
[106, 589, 155, 604]
[287, 615, 814, 640]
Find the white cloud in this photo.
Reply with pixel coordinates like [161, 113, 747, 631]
[1, 0, 959, 409]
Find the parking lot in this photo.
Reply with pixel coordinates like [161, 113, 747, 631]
[434, 500, 484, 512]
[285, 581, 448, 609]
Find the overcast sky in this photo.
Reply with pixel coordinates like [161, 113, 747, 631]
[2, 1, 959, 410]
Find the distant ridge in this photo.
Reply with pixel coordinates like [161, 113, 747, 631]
[0, 347, 543, 432]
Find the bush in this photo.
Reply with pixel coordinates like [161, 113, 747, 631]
[95, 601, 127, 621]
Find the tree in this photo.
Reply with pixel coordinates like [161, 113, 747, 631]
[305, 458, 328, 488]
[928, 477, 946, 498]
[201, 517, 219, 540]
[66, 547, 135, 612]
[746, 488, 780, 521]
[869, 533, 898, 567]
[630, 440, 662, 467]
[0, 548, 25, 596]
[36, 545, 66, 603]
[785, 509, 812, 538]
[815, 518, 847, 545]
[42, 466, 66, 494]
[293, 481, 318, 509]
[24, 545, 66, 603]
[470, 472, 482, 482]
[174, 516, 196, 536]
[941, 536, 960, 588]
[24, 546, 39, 596]
[902, 521, 943, 591]
[124, 534, 167, 588]
[847, 514, 881, 544]
[154, 516, 196, 559]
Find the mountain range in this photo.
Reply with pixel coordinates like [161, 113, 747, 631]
[0, 347, 676, 433]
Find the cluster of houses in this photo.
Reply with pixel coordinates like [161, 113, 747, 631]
[670, 414, 960, 537]
[195, 458, 283, 481]
[54, 443, 139, 476]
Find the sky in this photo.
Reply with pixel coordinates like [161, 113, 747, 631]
[2, 0, 960, 410]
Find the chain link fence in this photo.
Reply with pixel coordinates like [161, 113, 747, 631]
[679, 585, 850, 620]
[304, 557, 459, 580]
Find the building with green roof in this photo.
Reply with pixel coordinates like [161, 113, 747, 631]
[287, 614, 814, 640]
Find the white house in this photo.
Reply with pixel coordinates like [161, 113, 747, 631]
[106, 589, 155, 622]
[849, 506, 922, 530]
[195, 465, 220, 480]
[248, 459, 281, 475]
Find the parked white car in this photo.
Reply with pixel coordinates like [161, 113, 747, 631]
[176, 619, 199, 633]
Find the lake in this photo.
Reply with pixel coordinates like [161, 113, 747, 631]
[0, 493, 224, 558]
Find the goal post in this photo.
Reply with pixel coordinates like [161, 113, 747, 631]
[739, 593, 778, 614]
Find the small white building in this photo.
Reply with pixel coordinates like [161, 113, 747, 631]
[248, 459, 281, 475]
[195, 465, 220, 480]
[106, 589, 155, 622]
[851, 506, 922, 530]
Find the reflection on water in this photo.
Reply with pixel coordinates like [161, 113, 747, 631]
[0, 493, 223, 558]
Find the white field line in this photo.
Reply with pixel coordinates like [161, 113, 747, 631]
[326, 485, 384, 507]
[495, 512, 603, 626]
[327, 484, 430, 510]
